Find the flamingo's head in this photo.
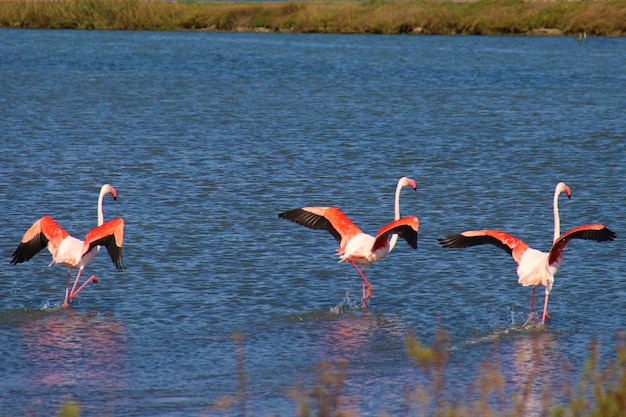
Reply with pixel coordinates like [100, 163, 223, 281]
[399, 177, 417, 191]
[101, 184, 118, 200]
[556, 182, 571, 199]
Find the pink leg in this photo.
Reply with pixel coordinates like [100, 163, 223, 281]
[64, 271, 72, 308]
[528, 287, 536, 322]
[69, 268, 85, 301]
[349, 260, 372, 307]
[541, 291, 551, 325]
[70, 275, 99, 299]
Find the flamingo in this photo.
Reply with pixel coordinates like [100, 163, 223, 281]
[10, 184, 125, 308]
[279, 177, 419, 306]
[438, 182, 615, 325]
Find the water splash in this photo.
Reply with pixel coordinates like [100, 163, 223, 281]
[329, 291, 366, 315]
[40, 299, 63, 311]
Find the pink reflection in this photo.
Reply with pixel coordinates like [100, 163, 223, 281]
[503, 331, 569, 415]
[323, 311, 407, 360]
[17, 310, 128, 393]
[319, 311, 410, 414]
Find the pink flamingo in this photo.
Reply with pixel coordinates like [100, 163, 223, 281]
[279, 177, 419, 306]
[10, 184, 125, 308]
[438, 182, 615, 325]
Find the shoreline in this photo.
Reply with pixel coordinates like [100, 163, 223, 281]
[0, 0, 625, 36]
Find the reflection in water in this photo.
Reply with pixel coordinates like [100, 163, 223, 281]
[14, 310, 128, 414]
[324, 310, 408, 359]
[399, 328, 575, 416]
[319, 310, 411, 415]
[501, 330, 569, 416]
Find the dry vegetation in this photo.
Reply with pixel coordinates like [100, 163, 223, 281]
[54, 329, 626, 416]
[0, 0, 625, 35]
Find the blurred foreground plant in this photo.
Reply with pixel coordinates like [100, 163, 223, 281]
[56, 399, 80, 417]
[208, 332, 248, 416]
[404, 329, 626, 417]
[555, 331, 626, 417]
[51, 328, 626, 417]
[288, 359, 354, 417]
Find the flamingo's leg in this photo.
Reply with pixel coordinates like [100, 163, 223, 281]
[68, 269, 85, 302]
[64, 270, 72, 309]
[70, 275, 99, 299]
[528, 286, 536, 322]
[349, 260, 372, 306]
[541, 290, 551, 325]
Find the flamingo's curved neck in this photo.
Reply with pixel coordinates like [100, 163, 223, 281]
[97, 187, 107, 226]
[388, 180, 404, 252]
[553, 187, 561, 243]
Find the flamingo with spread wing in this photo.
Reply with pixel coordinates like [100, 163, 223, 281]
[10, 184, 125, 308]
[279, 177, 419, 306]
[438, 182, 615, 324]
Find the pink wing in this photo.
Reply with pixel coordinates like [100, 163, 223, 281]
[279, 207, 363, 254]
[10, 216, 69, 265]
[83, 218, 125, 270]
[372, 216, 419, 252]
[548, 224, 616, 266]
[438, 229, 529, 264]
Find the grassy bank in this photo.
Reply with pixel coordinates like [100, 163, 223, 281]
[1, 0, 625, 36]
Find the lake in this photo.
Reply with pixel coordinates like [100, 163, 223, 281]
[0, 29, 624, 416]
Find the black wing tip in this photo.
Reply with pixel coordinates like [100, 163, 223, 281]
[278, 209, 301, 224]
[436, 233, 513, 256]
[278, 208, 301, 220]
[116, 260, 125, 271]
[606, 228, 617, 241]
[9, 250, 19, 265]
[402, 230, 418, 250]
[10, 234, 48, 265]
[10, 257, 29, 265]
[278, 208, 341, 243]
[437, 234, 462, 248]
[114, 248, 125, 271]
[573, 227, 617, 243]
[10, 244, 34, 265]
[410, 232, 418, 250]
[9, 256, 24, 265]
[110, 247, 124, 271]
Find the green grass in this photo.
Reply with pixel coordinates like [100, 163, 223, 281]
[1, 0, 625, 35]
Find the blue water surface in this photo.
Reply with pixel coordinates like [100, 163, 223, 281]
[0, 30, 625, 416]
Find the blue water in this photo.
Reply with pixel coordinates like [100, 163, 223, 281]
[0, 29, 624, 416]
